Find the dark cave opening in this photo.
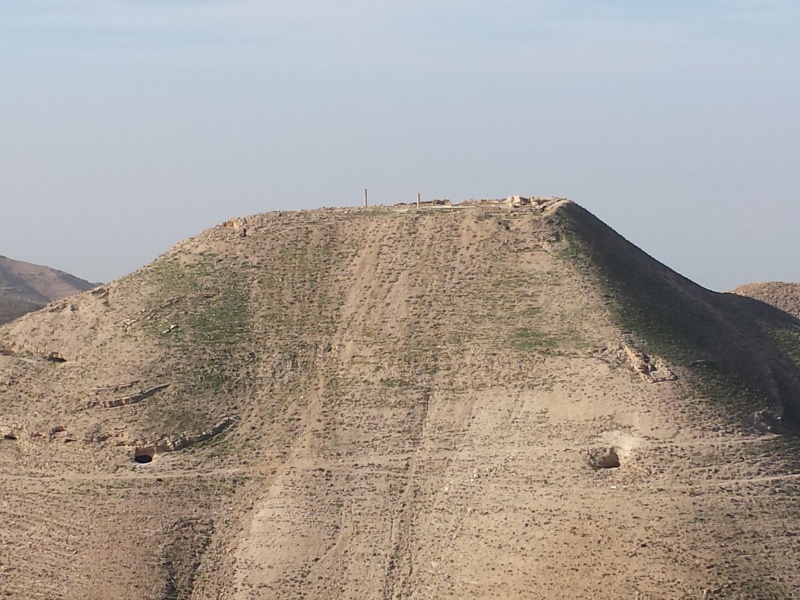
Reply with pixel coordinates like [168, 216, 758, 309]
[134, 447, 155, 464]
[598, 447, 621, 469]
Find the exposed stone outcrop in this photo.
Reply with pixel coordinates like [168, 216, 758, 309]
[135, 416, 236, 458]
[622, 342, 676, 383]
[92, 383, 172, 409]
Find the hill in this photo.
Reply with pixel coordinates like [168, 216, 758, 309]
[0, 296, 42, 325]
[1, 198, 799, 599]
[0, 255, 98, 324]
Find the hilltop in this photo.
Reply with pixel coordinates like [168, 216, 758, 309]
[1, 198, 799, 599]
[0, 255, 97, 324]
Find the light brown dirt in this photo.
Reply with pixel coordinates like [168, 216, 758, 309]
[1, 200, 799, 599]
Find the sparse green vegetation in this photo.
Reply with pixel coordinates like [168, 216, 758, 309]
[379, 377, 414, 388]
[520, 305, 542, 318]
[188, 428, 238, 458]
[144, 402, 211, 435]
[688, 362, 771, 415]
[772, 327, 800, 364]
[142, 257, 252, 394]
[511, 327, 557, 351]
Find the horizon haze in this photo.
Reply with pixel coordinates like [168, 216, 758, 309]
[1, 1, 799, 290]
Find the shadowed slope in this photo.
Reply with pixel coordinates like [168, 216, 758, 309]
[557, 202, 800, 431]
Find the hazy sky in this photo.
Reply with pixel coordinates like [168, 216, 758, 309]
[1, 1, 798, 290]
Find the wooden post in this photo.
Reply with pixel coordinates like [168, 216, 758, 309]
[364, 189, 368, 208]
[416, 193, 421, 208]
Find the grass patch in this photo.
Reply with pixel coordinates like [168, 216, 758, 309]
[142, 257, 252, 394]
[144, 403, 211, 436]
[688, 363, 771, 416]
[772, 328, 800, 365]
[380, 377, 414, 388]
[188, 428, 239, 458]
[511, 328, 557, 351]
[520, 305, 542, 318]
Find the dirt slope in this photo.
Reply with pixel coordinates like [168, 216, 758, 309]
[1, 199, 800, 599]
[0, 255, 98, 324]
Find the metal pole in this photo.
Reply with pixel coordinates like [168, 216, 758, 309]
[364, 189, 368, 208]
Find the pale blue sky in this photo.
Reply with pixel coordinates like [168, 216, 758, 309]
[1, 1, 798, 290]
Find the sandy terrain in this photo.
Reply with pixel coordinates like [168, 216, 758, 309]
[1, 199, 799, 599]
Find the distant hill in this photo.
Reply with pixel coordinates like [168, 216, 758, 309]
[0, 296, 42, 325]
[731, 282, 800, 319]
[2, 199, 800, 599]
[0, 255, 98, 324]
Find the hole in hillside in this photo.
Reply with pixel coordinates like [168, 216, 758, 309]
[133, 447, 155, 464]
[3, 434, 17, 441]
[597, 447, 621, 469]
